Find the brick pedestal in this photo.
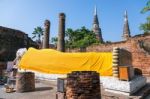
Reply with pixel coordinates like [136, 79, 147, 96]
[16, 72, 35, 93]
[56, 92, 66, 99]
[66, 71, 101, 99]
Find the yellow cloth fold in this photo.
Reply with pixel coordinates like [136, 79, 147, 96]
[19, 48, 113, 76]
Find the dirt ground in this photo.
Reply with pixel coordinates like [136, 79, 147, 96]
[0, 78, 150, 99]
[0, 80, 57, 99]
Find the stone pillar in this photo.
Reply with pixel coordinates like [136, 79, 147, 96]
[57, 13, 65, 52]
[16, 72, 35, 93]
[66, 71, 101, 99]
[112, 47, 120, 78]
[43, 20, 50, 48]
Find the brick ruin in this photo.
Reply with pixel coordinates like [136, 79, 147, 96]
[66, 71, 101, 99]
[68, 34, 150, 76]
[0, 26, 38, 62]
[0, 25, 150, 77]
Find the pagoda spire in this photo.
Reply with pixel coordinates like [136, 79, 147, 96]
[92, 6, 103, 43]
[94, 6, 97, 16]
[93, 6, 99, 25]
[122, 10, 131, 40]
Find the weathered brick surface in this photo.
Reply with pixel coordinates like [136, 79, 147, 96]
[66, 71, 101, 99]
[0, 26, 38, 61]
[119, 49, 132, 66]
[87, 35, 150, 76]
[69, 34, 150, 76]
[16, 72, 35, 93]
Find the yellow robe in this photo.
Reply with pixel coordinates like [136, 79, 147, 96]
[19, 48, 113, 76]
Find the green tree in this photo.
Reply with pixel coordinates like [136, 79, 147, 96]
[51, 37, 58, 46]
[32, 26, 44, 42]
[141, 1, 150, 13]
[65, 27, 99, 49]
[140, 17, 150, 33]
[140, 0, 150, 33]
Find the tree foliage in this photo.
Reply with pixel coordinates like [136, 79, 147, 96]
[141, 0, 150, 13]
[140, 0, 150, 33]
[51, 37, 58, 46]
[32, 26, 44, 42]
[65, 27, 99, 49]
[51, 27, 99, 49]
[140, 17, 150, 33]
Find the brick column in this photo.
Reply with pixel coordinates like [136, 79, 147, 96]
[43, 20, 50, 48]
[16, 72, 35, 93]
[57, 13, 65, 52]
[66, 71, 101, 99]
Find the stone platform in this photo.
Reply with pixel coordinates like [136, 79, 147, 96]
[100, 76, 146, 95]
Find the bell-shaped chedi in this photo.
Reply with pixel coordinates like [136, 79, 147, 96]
[122, 10, 131, 41]
[92, 6, 103, 43]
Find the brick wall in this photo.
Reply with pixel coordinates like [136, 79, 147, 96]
[68, 34, 150, 76]
[0, 26, 38, 61]
[87, 34, 150, 76]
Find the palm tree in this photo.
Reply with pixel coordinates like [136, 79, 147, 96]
[141, 1, 150, 13]
[32, 26, 44, 42]
[140, 1, 150, 33]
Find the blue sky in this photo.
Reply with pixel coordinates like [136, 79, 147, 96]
[0, 0, 149, 42]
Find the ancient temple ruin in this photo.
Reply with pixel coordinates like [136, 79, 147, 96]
[43, 20, 50, 48]
[57, 13, 66, 52]
[0, 26, 38, 61]
[122, 11, 131, 40]
[92, 6, 103, 43]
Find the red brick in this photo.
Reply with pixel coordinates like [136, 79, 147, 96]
[68, 35, 150, 77]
